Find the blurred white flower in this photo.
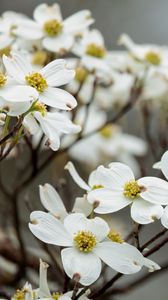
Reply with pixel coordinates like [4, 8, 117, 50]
[29, 212, 159, 286]
[14, 3, 94, 53]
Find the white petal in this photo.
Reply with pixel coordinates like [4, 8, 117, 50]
[161, 150, 168, 180]
[29, 211, 72, 246]
[108, 162, 135, 186]
[0, 85, 38, 102]
[64, 213, 109, 242]
[41, 59, 75, 87]
[34, 112, 61, 151]
[33, 3, 62, 24]
[39, 184, 67, 218]
[39, 87, 77, 110]
[3, 52, 33, 83]
[65, 161, 90, 191]
[23, 114, 40, 135]
[138, 177, 168, 205]
[88, 189, 131, 213]
[143, 258, 160, 272]
[14, 20, 43, 39]
[63, 10, 94, 33]
[61, 247, 101, 286]
[72, 195, 92, 217]
[39, 260, 51, 298]
[0, 99, 31, 117]
[131, 199, 164, 224]
[88, 166, 114, 189]
[94, 242, 146, 274]
[43, 34, 74, 53]
[153, 161, 161, 170]
[161, 206, 168, 228]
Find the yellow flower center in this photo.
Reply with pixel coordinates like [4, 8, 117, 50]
[32, 51, 48, 66]
[74, 231, 97, 252]
[145, 51, 161, 65]
[13, 289, 26, 300]
[92, 184, 104, 190]
[43, 19, 63, 37]
[25, 72, 48, 92]
[123, 180, 141, 199]
[75, 66, 88, 83]
[0, 73, 7, 87]
[0, 46, 11, 57]
[86, 43, 106, 58]
[33, 101, 47, 116]
[52, 292, 62, 300]
[108, 230, 124, 243]
[100, 125, 113, 139]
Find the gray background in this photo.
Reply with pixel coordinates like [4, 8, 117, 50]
[0, 0, 168, 299]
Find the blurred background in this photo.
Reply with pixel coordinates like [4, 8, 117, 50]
[0, 0, 168, 299]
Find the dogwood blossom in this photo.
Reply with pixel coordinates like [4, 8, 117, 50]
[29, 212, 159, 285]
[3, 51, 77, 110]
[14, 3, 94, 53]
[87, 162, 168, 224]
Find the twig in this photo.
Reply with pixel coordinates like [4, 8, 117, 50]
[140, 228, 168, 251]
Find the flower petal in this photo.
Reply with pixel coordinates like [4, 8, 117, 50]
[61, 247, 101, 286]
[39, 184, 67, 219]
[72, 195, 92, 217]
[88, 189, 131, 214]
[65, 161, 90, 191]
[161, 206, 168, 228]
[63, 10, 94, 33]
[88, 165, 114, 189]
[64, 213, 109, 241]
[29, 211, 72, 246]
[161, 150, 168, 180]
[131, 199, 163, 224]
[0, 85, 38, 102]
[43, 34, 74, 53]
[33, 3, 62, 24]
[39, 87, 77, 110]
[108, 162, 135, 186]
[94, 242, 147, 274]
[41, 59, 75, 87]
[138, 177, 168, 205]
[23, 114, 40, 135]
[3, 52, 33, 83]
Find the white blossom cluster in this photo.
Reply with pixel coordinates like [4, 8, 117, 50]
[0, 2, 168, 300]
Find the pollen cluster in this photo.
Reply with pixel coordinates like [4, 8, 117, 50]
[145, 51, 161, 65]
[52, 292, 62, 300]
[86, 43, 106, 58]
[75, 66, 88, 82]
[25, 72, 48, 92]
[100, 125, 113, 138]
[43, 19, 63, 36]
[33, 101, 47, 116]
[32, 50, 48, 66]
[0, 73, 7, 87]
[0, 46, 11, 57]
[74, 230, 97, 252]
[13, 289, 26, 300]
[108, 230, 124, 243]
[124, 180, 141, 199]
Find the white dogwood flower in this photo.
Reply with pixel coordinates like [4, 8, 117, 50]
[87, 162, 168, 224]
[24, 111, 81, 151]
[29, 212, 159, 286]
[3, 52, 77, 111]
[72, 29, 110, 73]
[15, 3, 94, 53]
[119, 34, 168, 67]
[39, 183, 92, 220]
